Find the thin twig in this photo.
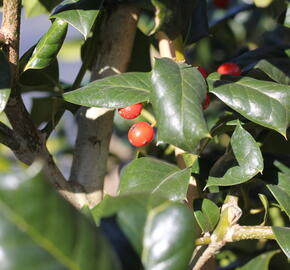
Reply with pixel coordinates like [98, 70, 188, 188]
[191, 194, 242, 270]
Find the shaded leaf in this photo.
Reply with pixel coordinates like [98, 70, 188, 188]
[23, 19, 68, 71]
[184, 0, 209, 45]
[92, 194, 154, 254]
[31, 97, 65, 126]
[142, 202, 196, 270]
[0, 51, 11, 114]
[52, 0, 103, 39]
[119, 157, 191, 201]
[267, 184, 290, 218]
[238, 250, 279, 270]
[149, 0, 196, 39]
[273, 227, 290, 258]
[151, 58, 209, 153]
[254, 58, 290, 85]
[206, 123, 263, 187]
[193, 198, 220, 232]
[207, 73, 290, 136]
[0, 163, 120, 270]
[63, 72, 151, 108]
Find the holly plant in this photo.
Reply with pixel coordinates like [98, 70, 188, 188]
[0, 0, 289, 270]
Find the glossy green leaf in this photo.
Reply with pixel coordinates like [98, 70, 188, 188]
[63, 72, 151, 108]
[0, 163, 120, 270]
[52, 0, 103, 39]
[255, 58, 290, 85]
[92, 194, 153, 254]
[151, 58, 210, 153]
[273, 227, 290, 258]
[206, 123, 263, 187]
[19, 46, 60, 91]
[142, 202, 196, 270]
[238, 250, 279, 270]
[23, 0, 62, 17]
[0, 51, 11, 114]
[207, 73, 290, 136]
[119, 157, 191, 201]
[267, 184, 290, 218]
[23, 19, 68, 71]
[92, 193, 186, 259]
[193, 198, 220, 232]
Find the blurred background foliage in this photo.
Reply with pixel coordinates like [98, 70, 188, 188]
[0, 0, 289, 269]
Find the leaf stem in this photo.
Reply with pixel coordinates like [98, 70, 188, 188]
[141, 108, 156, 125]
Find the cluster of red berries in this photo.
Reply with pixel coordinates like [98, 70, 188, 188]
[118, 62, 240, 147]
[198, 62, 241, 110]
[118, 104, 154, 147]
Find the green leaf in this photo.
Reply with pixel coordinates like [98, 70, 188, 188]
[0, 51, 11, 114]
[23, 19, 68, 71]
[92, 193, 197, 268]
[52, 0, 103, 39]
[149, 0, 196, 39]
[183, 0, 209, 45]
[207, 73, 290, 136]
[238, 250, 279, 270]
[23, 0, 62, 17]
[0, 163, 120, 270]
[193, 198, 220, 232]
[206, 123, 264, 187]
[142, 202, 196, 270]
[31, 97, 65, 126]
[274, 160, 290, 176]
[277, 173, 290, 196]
[119, 157, 191, 201]
[267, 184, 290, 218]
[273, 227, 290, 258]
[254, 58, 290, 85]
[63, 72, 151, 108]
[151, 58, 210, 153]
[92, 194, 165, 255]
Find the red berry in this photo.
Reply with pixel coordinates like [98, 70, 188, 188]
[197, 66, 209, 78]
[217, 62, 241, 76]
[203, 94, 211, 110]
[118, 103, 143, 119]
[213, 0, 230, 9]
[128, 121, 154, 147]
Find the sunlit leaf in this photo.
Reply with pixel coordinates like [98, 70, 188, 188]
[151, 58, 210, 153]
[63, 72, 151, 108]
[119, 157, 191, 201]
[23, 19, 68, 71]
